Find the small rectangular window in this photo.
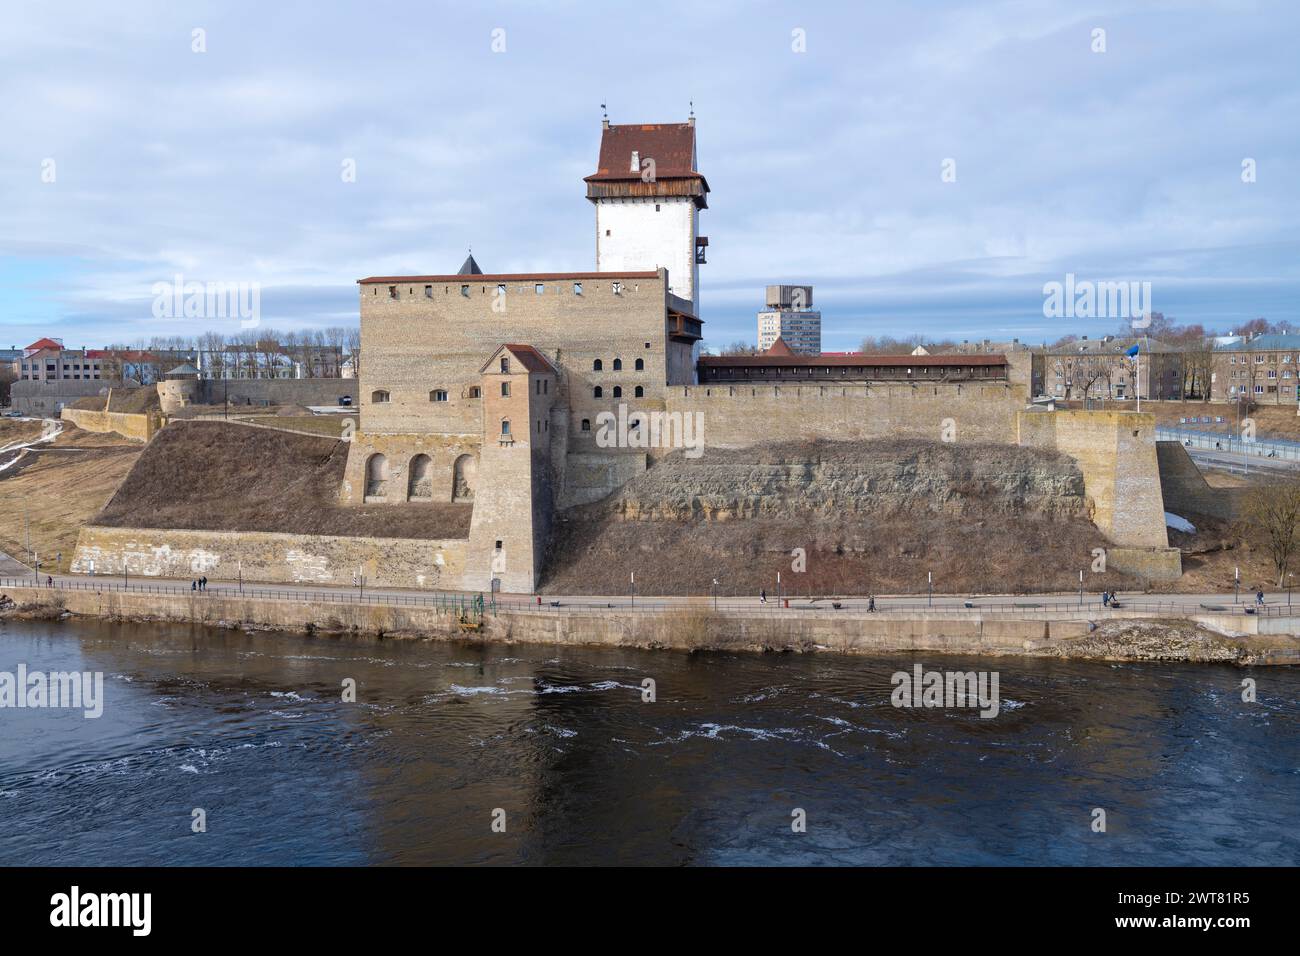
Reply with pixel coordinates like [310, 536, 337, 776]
[535, 283, 544, 295]
[573, 282, 582, 295]
[424, 285, 433, 298]
[388, 285, 398, 299]
[501, 382, 510, 397]
[461, 285, 470, 297]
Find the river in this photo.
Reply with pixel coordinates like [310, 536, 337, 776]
[1, 618, 1297, 865]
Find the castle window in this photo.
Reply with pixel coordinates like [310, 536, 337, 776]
[634, 385, 644, 397]
[581, 419, 591, 431]
[388, 286, 398, 299]
[371, 389, 390, 403]
[605, 229, 611, 237]
[497, 283, 506, 296]
[593, 386, 603, 398]
[500, 357, 509, 373]
[613, 358, 622, 371]
[468, 386, 481, 398]
[430, 389, 448, 402]
[500, 419, 511, 436]
[635, 358, 644, 370]
[573, 282, 583, 295]
[425, 285, 433, 298]
[612, 281, 623, 295]
[535, 283, 544, 295]
[613, 386, 622, 398]
[544, 380, 548, 394]
[593, 359, 603, 371]
[655, 204, 660, 212]
[460, 285, 470, 297]
[501, 382, 510, 397]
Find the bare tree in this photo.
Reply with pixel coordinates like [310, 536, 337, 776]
[1242, 477, 1300, 587]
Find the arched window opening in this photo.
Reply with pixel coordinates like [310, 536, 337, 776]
[452, 454, 476, 501]
[365, 454, 389, 498]
[371, 389, 390, 404]
[408, 454, 432, 499]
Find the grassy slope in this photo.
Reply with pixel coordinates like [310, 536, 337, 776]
[95, 420, 469, 539]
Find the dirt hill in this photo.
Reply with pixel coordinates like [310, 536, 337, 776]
[542, 439, 1140, 596]
[95, 421, 470, 539]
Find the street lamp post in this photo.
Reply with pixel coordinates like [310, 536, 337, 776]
[927, 571, 933, 608]
[630, 571, 635, 610]
[712, 578, 718, 612]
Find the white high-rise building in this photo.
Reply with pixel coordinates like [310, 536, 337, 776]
[758, 285, 821, 354]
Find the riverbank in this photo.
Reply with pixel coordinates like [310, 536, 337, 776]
[3, 583, 1298, 665]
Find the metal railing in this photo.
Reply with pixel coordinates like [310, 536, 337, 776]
[1157, 426, 1300, 462]
[2, 576, 1296, 619]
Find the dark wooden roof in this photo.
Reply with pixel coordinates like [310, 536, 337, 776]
[584, 122, 705, 185]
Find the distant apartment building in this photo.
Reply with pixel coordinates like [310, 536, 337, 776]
[15, 338, 111, 382]
[11, 339, 196, 385]
[757, 285, 821, 354]
[1213, 333, 1300, 404]
[1040, 335, 1184, 401]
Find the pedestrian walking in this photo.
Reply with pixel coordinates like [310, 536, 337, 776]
[192, 580, 197, 591]
[1256, 589, 1265, 606]
[760, 588, 767, 605]
[46, 575, 53, 588]
[868, 595, 876, 612]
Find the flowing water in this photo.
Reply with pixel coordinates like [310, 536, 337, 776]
[1, 617, 1297, 866]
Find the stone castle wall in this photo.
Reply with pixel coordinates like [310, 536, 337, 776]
[357, 269, 689, 441]
[60, 407, 159, 442]
[661, 381, 1025, 450]
[70, 525, 465, 590]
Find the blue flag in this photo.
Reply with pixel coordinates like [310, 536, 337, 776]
[1125, 343, 1139, 357]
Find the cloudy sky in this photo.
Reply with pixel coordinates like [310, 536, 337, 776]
[2, 0, 1297, 352]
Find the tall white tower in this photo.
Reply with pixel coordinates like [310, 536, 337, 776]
[585, 117, 709, 316]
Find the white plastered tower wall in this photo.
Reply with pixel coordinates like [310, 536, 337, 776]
[585, 118, 708, 320]
[595, 197, 699, 315]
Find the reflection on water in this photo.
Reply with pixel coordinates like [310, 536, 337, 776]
[1, 618, 1297, 866]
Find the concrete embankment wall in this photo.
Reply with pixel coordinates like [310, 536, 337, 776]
[7, 586, 1298, 663]
[69, 526, 465, 590]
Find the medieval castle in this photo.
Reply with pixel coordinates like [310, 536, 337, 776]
[335, 117, 1181, 592]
